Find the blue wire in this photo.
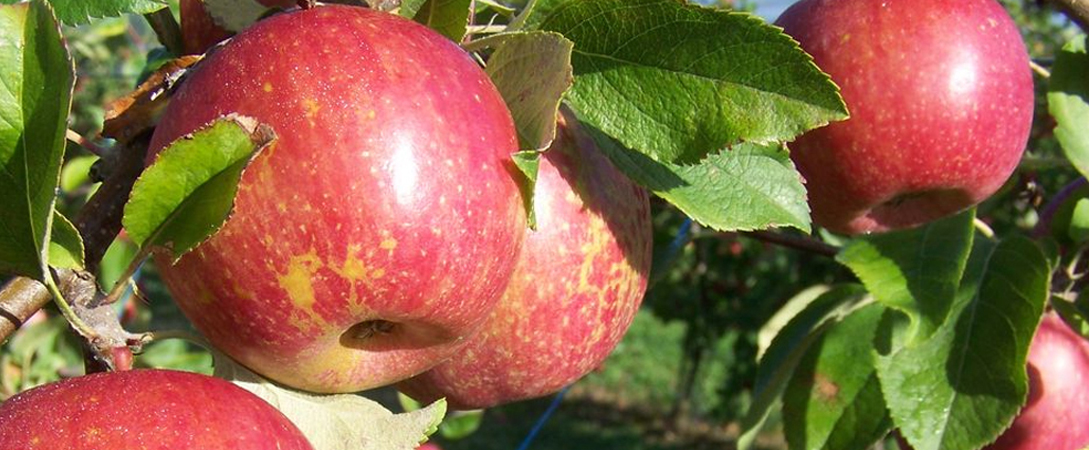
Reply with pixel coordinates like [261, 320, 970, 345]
[668, 218, 694, 254]
[515, 385, 571, 450]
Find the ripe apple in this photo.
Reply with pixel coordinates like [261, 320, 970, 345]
[180, 0, 295, 55]
[397, 110, 653, 410]
[0, 369, 313, 449]
[775, 0, 1034, 235]
[149, 5, 524, 393]
[984, 312, 1088, 450]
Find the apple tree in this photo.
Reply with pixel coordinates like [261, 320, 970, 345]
[0, 0, 1085, 449]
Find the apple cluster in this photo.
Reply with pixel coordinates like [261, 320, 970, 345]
[164, 3, 653, 407]
[0, 4, 651, 445]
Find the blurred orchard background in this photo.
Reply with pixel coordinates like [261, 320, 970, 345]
[0, 1, 1082, 449]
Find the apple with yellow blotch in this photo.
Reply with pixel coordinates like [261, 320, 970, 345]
[150, 5, 525, 393]
[398, 110, 652, 410]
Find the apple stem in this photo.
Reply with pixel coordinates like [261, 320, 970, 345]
[507, 0, 538, 31]
[466, 24, 507, 36]
[101, 251, 149, 307]
[66, 129, 107, 157]
[149, 329, 214, 350]
[972, 218, 996, 240]
[1030, 60, 1052, 79]
[348, 320, 396, 340]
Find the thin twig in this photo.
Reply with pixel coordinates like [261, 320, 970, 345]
[148, 329, 213, 350]
[143, 8, 184, 56]
[742, 230, 839, 258]
[1046, 0, 1089, 30]
[1032, 178, 1089, 239]
[0, 271, 73, 341]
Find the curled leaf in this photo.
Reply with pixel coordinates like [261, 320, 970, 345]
[215, 355, 447, 450]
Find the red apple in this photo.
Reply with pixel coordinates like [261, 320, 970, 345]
[149, 5, 524, 393]
[180, 0, 295, 55]
[985, 312, 1089, 450]
[0, 369, 313, 449]
[397, 110, 652, 410]
[775, 0, 1033, 235]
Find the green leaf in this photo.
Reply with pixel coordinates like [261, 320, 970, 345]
[0, 0, 75, 279]
[398, 0, 427, 18]
[59, 154, 99, 193]
[784, 303, 893, 450]
[5, 315, 83, 391]
[136, 339, 214, 374]
[540, 0, 847, 164]
[512, 150, 540, 229]
[215, 355, 446, 450]
[413, 0, 471, 42]
[1049, 36, 1089, 178]
[98, 235, 139, 290]
[48, 211, 84, 270]
[758, 285, 831, 358]
[122, 115, 276, 261]
[0, 0, 168, 26]
[587, 125, 810, 231]
[836, 210, 975, 342]
[518, 0, 568, 31]
[878, 237, 1051, 450]
[438, 409, 484, 440]
[1052, 293, 1089, 339]
[477, 31, 573, 151]
[471, 30, 573, 228]
[204, 0, 274, 33]
[1069, 197, 1088, 242]
[738, 284, 870, 450]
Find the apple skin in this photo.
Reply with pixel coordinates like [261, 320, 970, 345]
[774, 0, 1033, 235]
[180, 0, 295, 55]
[397, 111, 652, 410]
[0, 369, 313, 450]
[149, 5, 524, 393]
[984, 312, 1088, 450]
